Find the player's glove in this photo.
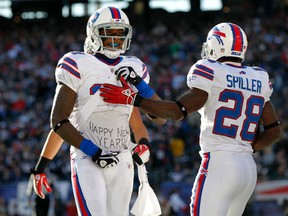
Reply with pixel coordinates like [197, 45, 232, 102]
[100, 77, 143, 106]
[132, 138, 151, 165]
[93, 151, 120, 168]
[80, 138, 119, 168]
[115, 66, 155, 99]
[115, 66, 142, 85]
[30, 169, 52, 199]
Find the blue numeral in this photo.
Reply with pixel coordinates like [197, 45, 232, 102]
[213, 89, 264, 141]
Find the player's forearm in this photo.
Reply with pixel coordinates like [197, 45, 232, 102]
[41, 130, 64, 159]
[139, 98, 183, 121]
[33, 130, 64, 173]
[146, 94, 167, 125]
[148, 115, 167, 125]
[132, 126, 149, 144]
[253, 126, 280, 151]
[52, 121, 84, 149]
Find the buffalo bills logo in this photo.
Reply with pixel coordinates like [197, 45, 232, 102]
[88, 12, 100, 28]
[200, 167, 208, 176]
[211, 27, 226, 45]
[239, 71, 246, 75]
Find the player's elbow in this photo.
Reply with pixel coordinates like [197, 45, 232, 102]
[272, 125, 281, 143]
[152, 118, 167, 125]
[50, 113, 67, 130]
[50, 115, 58, 130]
[167, 110, 184, 121]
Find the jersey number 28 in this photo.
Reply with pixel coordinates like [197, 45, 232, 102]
[213, 89, 264, 141]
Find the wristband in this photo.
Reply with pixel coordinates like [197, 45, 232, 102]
[133, 94, 143, 107]
[138, 138, 151, 150]
[34, 156, 51, 173]
[176, 101, 188, 118]
[79, 138, 99, 157]
[53, 119, 70, 132]
[135, 80, 155, 98]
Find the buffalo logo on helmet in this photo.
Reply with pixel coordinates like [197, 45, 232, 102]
[87, 12, 100, 28]
[212, 27, 225, 45]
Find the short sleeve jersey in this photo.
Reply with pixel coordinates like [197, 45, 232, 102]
[55, 52, 150, 152]
[187, 59, 273, 153]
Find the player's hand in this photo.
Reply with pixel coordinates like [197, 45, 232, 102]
[115, 66, 142, 85]
[132, 143, 151, 165]
[100, 77, 140, 105]
[93, 151, 120, 168]
[115, 67, 155, 99]
[30, 170, 52, 199]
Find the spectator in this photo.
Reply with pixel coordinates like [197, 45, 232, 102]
[0, 197, 8, 216]
[168, 188, 189, 216]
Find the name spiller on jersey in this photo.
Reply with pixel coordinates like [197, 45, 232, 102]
[191, 63, 262, 94]
[226, 74, 262, 93]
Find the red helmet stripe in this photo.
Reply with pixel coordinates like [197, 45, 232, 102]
[230, 23, 243, 52]
[108, 7, 121, 19]
[212, 31, 226, 38]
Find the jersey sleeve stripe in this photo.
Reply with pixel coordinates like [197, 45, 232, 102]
[193, 64, 214, 81]
[64, 57, 78, 68]
[57, 63, 81, 79]
[57, 57, 81, 78]
[193, 69, 214, 81]
[196, 64, 214, 74]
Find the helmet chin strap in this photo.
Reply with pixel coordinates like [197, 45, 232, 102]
[101, 49, 122, 59]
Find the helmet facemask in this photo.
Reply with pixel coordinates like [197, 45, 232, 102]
[92, 22, 132, 59]
[201, 42, 217, 60]
[86, 7, 133, 59]
[86, 7, 133, 58]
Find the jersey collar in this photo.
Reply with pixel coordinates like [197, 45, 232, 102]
[95, 53, 123, 66]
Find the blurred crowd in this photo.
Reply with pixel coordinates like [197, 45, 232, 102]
[0, 8, 288, 210]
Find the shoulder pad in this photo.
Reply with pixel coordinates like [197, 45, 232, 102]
[252, 66, 266, 72]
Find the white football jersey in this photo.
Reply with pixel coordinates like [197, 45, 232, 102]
[187, 59, 273, 153]
[55, 51, 150, 153]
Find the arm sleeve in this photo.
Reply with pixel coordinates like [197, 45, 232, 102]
[187, 60, 213, 96]
[55, 52, 82, 92]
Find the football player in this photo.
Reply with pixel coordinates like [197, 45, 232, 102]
[30, 6, 166, 216]
[99, 22, 281, 216]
